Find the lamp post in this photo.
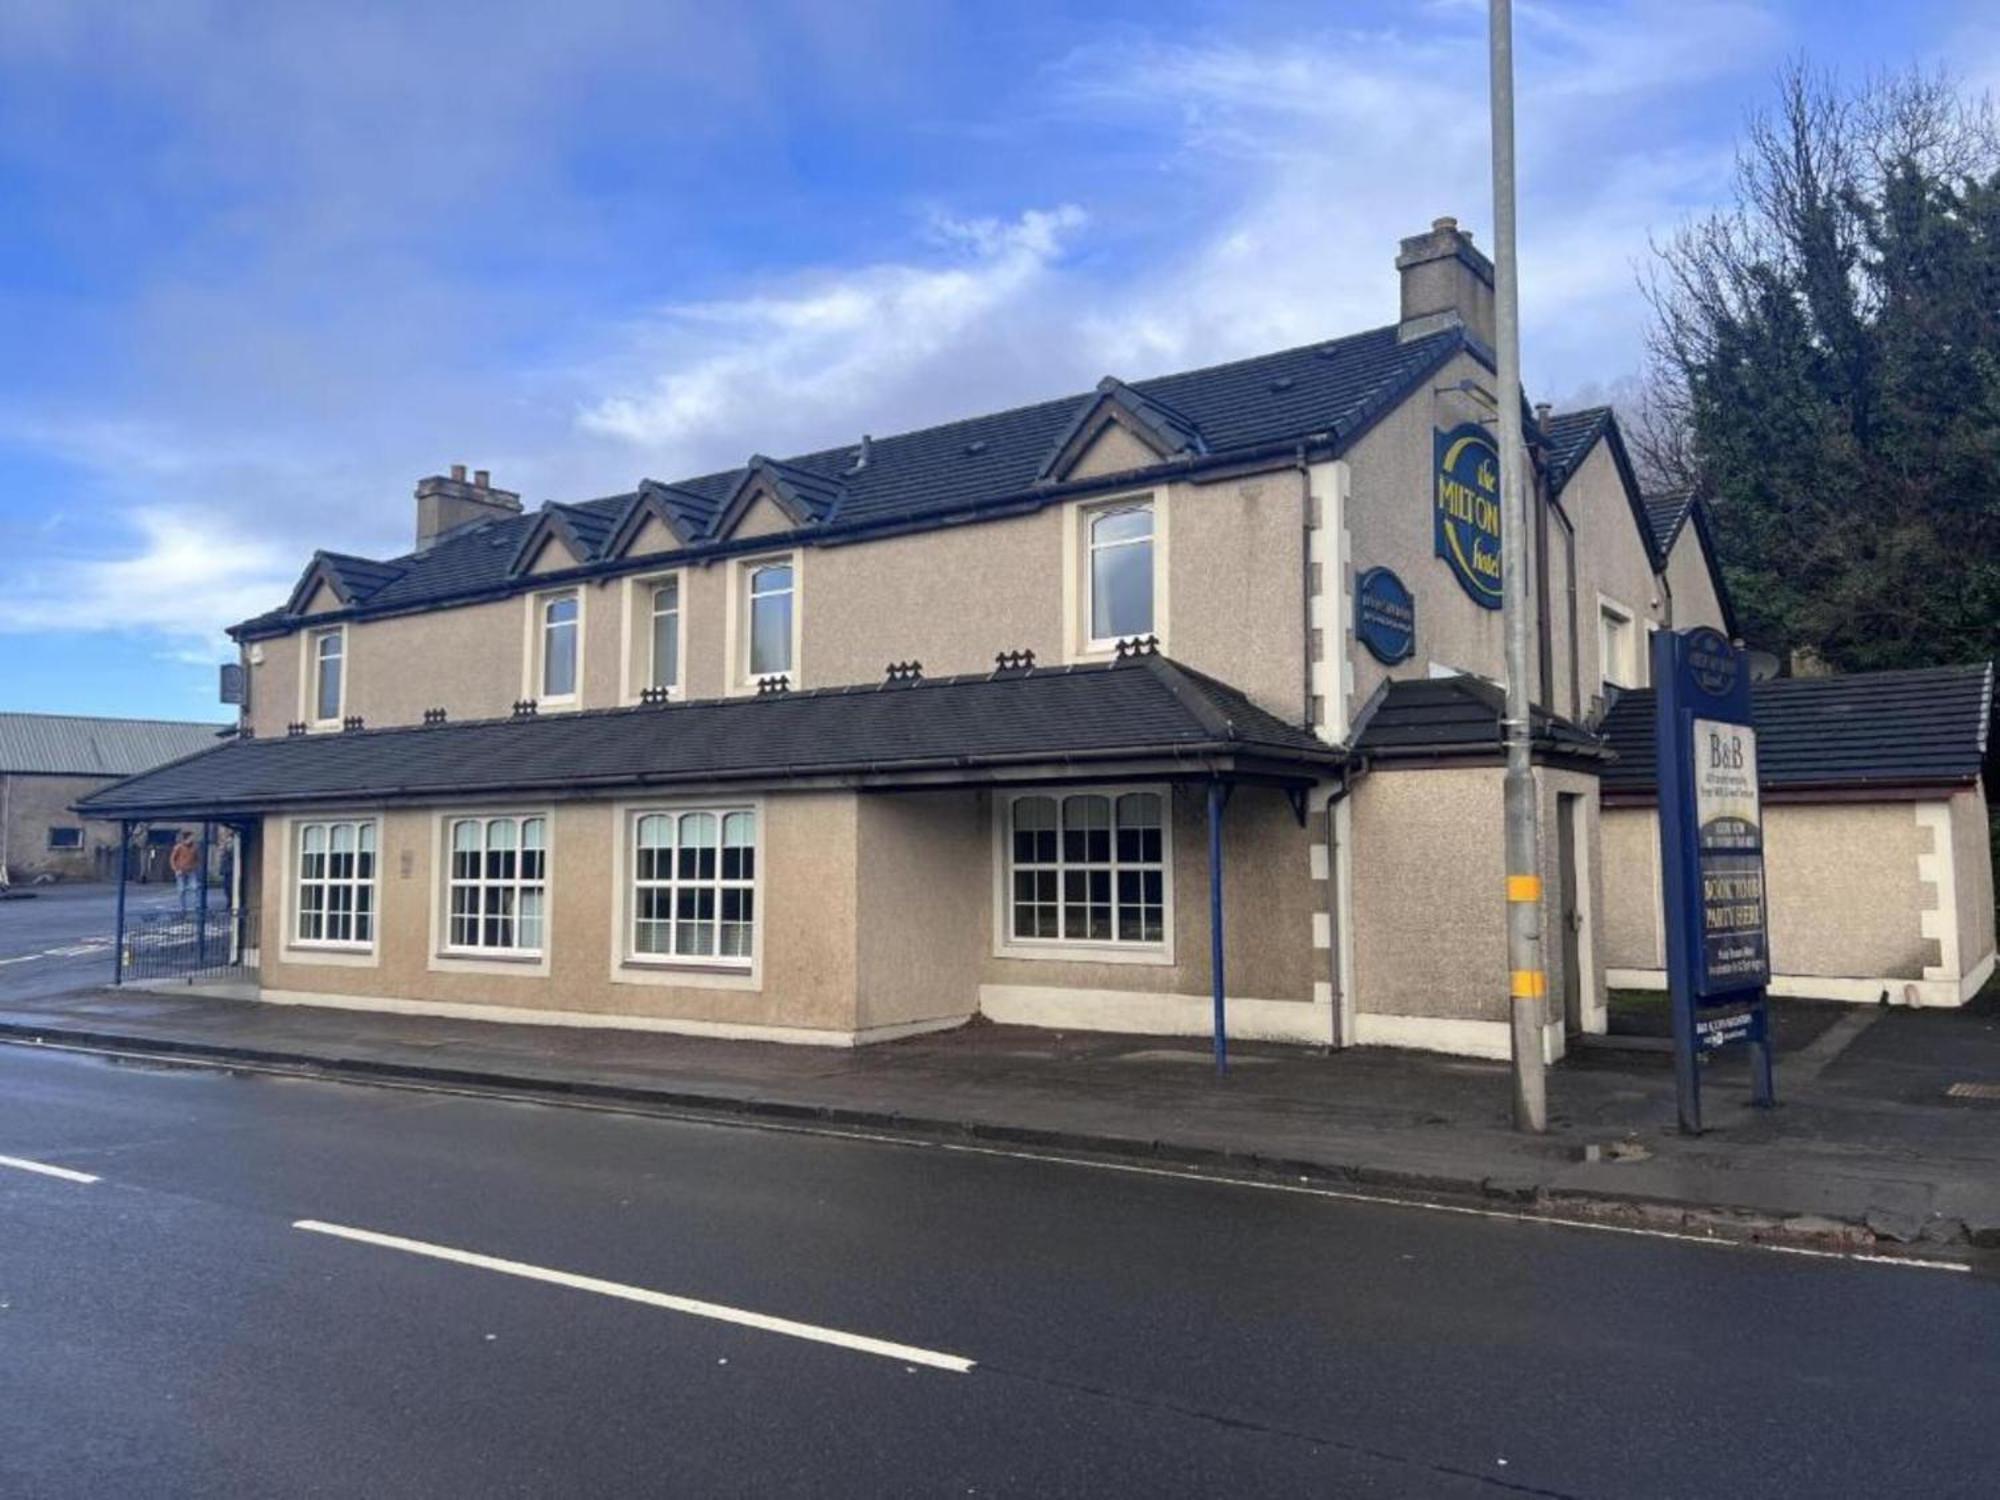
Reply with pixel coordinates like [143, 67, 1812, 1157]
[1491, 0, 1547, 1131]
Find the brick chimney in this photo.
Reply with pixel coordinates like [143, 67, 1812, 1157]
[1395, 216, 1495, 349]
[414, 464, 522, 551]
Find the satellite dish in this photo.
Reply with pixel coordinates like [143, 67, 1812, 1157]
[1745, 649, 1781, 682]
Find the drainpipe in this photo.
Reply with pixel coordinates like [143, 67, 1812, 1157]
[1322, 767, 1356, 1048]
[1296, 444, 1316, 731]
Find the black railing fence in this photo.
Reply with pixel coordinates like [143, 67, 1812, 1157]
[120, 906, 260, 984]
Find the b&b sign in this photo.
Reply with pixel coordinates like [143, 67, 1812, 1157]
[1654, 625, 1774, 1132]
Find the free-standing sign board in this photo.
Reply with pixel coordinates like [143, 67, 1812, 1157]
[1652, 627, 1775, 1133]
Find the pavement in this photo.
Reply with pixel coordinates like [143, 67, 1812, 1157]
[4, 1042, 1997, 1497]
[2, 961, 1997, 1258]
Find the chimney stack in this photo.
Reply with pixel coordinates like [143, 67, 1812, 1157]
[1395, 215, 1496, 349]
[414, 464, 522, 551]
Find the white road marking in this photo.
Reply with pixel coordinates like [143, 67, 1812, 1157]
[292, 1219, 976, 1372]
[1, 1036, 1972, 1276]
[0, 1154, 100, 1184]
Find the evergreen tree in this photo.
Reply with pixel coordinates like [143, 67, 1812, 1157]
[1643, 66, 2000, 672]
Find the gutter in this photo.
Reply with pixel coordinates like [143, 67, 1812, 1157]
[78, 738, 1350, 822]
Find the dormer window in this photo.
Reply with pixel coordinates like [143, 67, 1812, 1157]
[540, 591, 580, 702]
[1088, 502, 1154, 646]
[311, 628, 345, 725]
[747, 562, 794, 678]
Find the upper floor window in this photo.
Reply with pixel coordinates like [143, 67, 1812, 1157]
[541, 592, 579, 700]
[747, 562, 794, 678]
[650, 579, 680, 692]
[295, 818, 375, 948]
[446, 814, 547, 956]
[312, 628, 344, 724]
[1599, 599, 1639, 691]
[1088, 503, 1154, 646]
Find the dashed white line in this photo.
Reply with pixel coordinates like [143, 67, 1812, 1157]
[292, 1219, 976, 1372]
[0, 1153, 100, 1184]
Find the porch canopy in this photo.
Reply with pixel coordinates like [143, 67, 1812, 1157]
[75, 651, 1343, 822]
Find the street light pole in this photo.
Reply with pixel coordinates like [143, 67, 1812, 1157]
[1490, 0, 1547, 1132]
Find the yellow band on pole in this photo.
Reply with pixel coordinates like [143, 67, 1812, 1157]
[1506, 874, 1542, 903]
[1510, 969, 1547, 999]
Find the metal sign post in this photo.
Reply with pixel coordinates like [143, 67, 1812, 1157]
[1653, 627, 1776, 1133]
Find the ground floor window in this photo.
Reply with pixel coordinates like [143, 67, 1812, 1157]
[46, 826, 84, 850]
[1005, 789, 1166, 948]
[631, 808, 756, 964]
[295, 819, 375, 947]
[446, 814, 547, 956]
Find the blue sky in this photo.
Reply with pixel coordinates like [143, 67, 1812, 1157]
[1, 0, 1992, 719]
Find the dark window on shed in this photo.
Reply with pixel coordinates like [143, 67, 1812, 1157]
[46, 826, 84, 850]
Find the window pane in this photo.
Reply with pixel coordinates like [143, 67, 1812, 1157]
[543, 596, 578, 697]
[1063, 796, 1111, 864]
[1091, 534, 1153, 640]
[1091, 506, 1152, 546]
[651, 602, 679, 690]
[1115, 793, 1163, 863]
[749, 590, 792, 676]
[316, 640, 342, 722]
[1012, 797, 1057, 865]
[518, 888, 544, 951]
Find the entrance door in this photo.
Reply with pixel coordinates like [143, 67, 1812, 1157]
[1556, 793, 1584, 1034]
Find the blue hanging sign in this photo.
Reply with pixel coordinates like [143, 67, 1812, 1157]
[1354, 566, 1416, 664]
[1433, 423, 1502, 610]
[1653, 626, 1775, 1133]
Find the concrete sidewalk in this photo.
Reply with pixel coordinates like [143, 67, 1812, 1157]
[2, 983, 1996, 1256]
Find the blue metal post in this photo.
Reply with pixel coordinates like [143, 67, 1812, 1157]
[111, 820, 130, 986]
[1208, 780, 1228, 1077]
[196, 819, 212, 968]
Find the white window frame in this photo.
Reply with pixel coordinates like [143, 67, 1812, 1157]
[611, 800, 763, 983]
[723, 550, 802, 694]
[439, 813, 550, 961]
[1063, 491, 1169, 663]
[301, 624, 347, 729]
[46, 826, 84, 851]
[522, 587, 586, 709]
[287, 815, 379, 956]
[991, 785, 1175, 966]
[1598, 595, 1639, 692]
[617, 568, 687, 706]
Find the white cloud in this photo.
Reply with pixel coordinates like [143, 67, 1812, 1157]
[0, 506, 294, 643]
[577, 206, 1088, 459]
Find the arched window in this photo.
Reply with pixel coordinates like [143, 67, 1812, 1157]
[541, 592, 579, 699]
[650, 578, 680, 691]
[747, 563, 794, 677]
[1087, 503, 1154, 644]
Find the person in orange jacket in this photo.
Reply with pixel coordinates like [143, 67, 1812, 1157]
[169, 831, 201, 914]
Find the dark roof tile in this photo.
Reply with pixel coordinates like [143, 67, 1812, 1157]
[1599, 663, 1996, 793]
[77, 655, 1340, 818]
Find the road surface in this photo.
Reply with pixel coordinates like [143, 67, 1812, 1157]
[0, 882, 181, 1004]
[1, 1043, 1994, 1497]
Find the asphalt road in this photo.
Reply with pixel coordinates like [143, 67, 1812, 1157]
[0, 882, 179, 1003]
[2, 1044, 1995, 1498]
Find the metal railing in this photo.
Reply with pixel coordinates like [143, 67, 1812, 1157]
[120, 906, 259, 985]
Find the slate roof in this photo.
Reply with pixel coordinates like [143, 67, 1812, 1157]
[234, 322, 1472, 637]
[1598, 663, 1997, 795]
[1538, 406, 1614, 495]
[1350, 676, 1609, 767]
[76, 654, 1342, 818]
[1640, 488, 1698, 556]
[0, 714, 230, 777]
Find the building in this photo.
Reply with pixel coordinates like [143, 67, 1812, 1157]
[81, 217, 1806, 1056]
[0, 714, 228, 885]
[1599, 664, 1996, 1007]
